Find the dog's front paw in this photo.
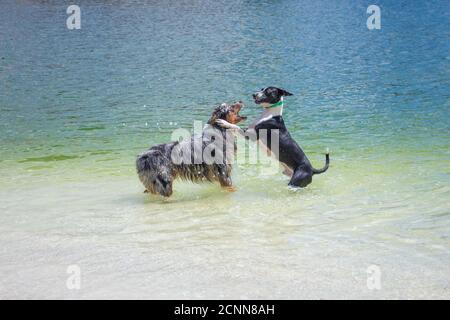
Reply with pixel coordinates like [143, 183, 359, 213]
[224, 185, 237, 192]
[215, 119, 240, 130]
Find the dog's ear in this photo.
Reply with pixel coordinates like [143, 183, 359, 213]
[208, 103, 227, 124]
[278, 88, 293, 96]
[208, 111, 219, 125]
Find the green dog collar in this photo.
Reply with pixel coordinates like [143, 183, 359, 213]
[265, 100, 283, 108]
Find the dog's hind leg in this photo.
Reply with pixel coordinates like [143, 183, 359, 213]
[282, 164, 293, 177]
[288, 167, 312, 188]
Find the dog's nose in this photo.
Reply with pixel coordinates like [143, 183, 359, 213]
[252, 93, 257, 98]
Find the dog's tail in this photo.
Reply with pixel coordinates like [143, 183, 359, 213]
[312, 150, 330, 175]
[136, 150, 160, 192]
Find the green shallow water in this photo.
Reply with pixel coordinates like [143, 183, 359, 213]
[0, 0, 449, 298]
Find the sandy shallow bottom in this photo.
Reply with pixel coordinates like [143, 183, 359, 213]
[1, 160, 449, 299]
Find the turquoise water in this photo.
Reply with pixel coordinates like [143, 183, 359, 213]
[0, 0, 449, 298]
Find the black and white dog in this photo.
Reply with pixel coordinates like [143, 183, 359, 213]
[217, 87, 329, 188]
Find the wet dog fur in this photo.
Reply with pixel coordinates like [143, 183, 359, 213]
[136, 102, 246, 197]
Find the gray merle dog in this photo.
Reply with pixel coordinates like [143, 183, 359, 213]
[136, 102, 246, 197]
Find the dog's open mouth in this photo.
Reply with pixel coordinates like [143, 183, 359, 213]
[232, 101, 247, 124]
